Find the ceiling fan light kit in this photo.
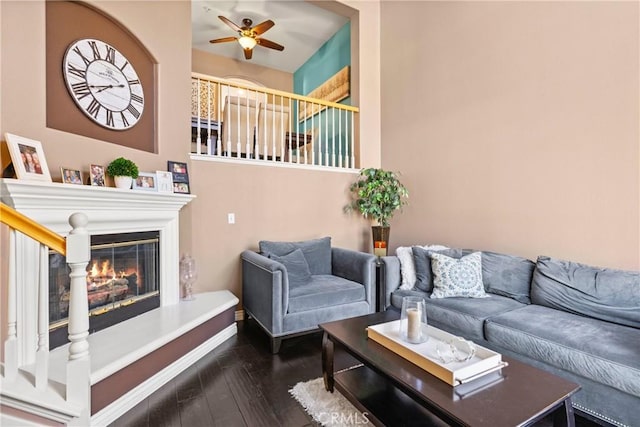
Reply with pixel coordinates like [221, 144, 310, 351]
[238, 36, 257, 50]
[209, 15, 284, 60]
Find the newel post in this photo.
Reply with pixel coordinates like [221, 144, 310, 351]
[64, 213, 91, 418]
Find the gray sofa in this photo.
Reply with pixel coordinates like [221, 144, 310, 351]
[381, 248, 639, 427]
[242, 237, 376, 353]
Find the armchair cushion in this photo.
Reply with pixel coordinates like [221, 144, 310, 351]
[269, 248, 312, 290]
[288, 275, 366, 314]
[260, 236, 332, 275]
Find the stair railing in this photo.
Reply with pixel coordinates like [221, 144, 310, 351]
[1, 203, 90, 419]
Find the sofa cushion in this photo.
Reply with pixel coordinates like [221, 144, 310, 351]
[260, 237, 332, 275]
[481, 251, 534, 304]
[397, 245, 449, 290]
[269, 248, 312, 290]
[485, 304, 640, 397]
[412, 247, 471, 292]
[287, 275, 365, 314]
[431, 252, 488, 299]
[391, 289, 524, 341]
[531, 256, 640, 328]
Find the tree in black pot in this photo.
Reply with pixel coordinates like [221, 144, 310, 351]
[346, 168, 408, 256]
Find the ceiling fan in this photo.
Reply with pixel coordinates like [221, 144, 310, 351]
[209, 16, 285, 60]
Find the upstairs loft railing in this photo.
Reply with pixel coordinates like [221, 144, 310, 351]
[1, 203, 90, 423]
[191, 73, 360, 169]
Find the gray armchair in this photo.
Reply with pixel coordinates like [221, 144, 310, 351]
[241, 237, 377, 353]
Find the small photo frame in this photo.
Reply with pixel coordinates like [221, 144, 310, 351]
[5, 133, 52, 182]
[168, 161, 189, 183]
[61, 167, 83, 185]
[90, 164, 106, 187]
[173, 182, 190, 194]
[168, 160, 190, 194]
[156, 171, 174, 193]
[133, 172, 158, 191]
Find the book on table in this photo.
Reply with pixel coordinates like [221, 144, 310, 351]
[367, 320, 507, 386]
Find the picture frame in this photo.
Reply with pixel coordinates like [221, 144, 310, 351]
[168, 160, 190, 194]
[60, 167, 83, 185]
[156, 171, 174, 193]
[168, 161, 189, 183]
[5, 133, 52, 182]
[173, 182, 190, 194]
[89, 164, 106, 187]
[133, 172, 158, 191]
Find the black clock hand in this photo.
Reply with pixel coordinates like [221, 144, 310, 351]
[89, 84, 125, 93]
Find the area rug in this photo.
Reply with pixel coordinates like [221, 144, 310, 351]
[289, 371, 369, 426]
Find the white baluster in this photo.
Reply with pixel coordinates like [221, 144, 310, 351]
[331, 107, 336, 167]
[35, 244, 49, 390]
[217, 83, 222, 156]
[338, 108, 343, 168]
[207, 81, 212, 155]
[196, 79, 202, 155]
[324, 105, 329, 166]
[311, 103, 315, 165]
[350, 110, 356, 168]
[65, 213, 90, 406]
[4, 228, 18, 381]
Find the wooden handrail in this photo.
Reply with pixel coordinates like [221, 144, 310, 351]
[0, 203, 66, 255]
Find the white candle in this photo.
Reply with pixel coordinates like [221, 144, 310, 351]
[407, 307, 421, 342]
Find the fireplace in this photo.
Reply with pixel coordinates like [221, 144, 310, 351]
[48, 231, 161, 349]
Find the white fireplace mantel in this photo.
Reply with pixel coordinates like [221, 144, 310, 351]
[1, 178, 195, 364]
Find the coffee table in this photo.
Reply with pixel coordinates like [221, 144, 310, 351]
[320, 311, 580, 427]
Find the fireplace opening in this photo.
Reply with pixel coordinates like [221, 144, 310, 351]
[49, 231, 161, 350]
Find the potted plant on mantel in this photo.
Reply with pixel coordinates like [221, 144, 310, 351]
[346, 168, 409, 256]
[106, 157, 139, 189]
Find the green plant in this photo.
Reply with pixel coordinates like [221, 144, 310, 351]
[346, 168, 409, 227]
[106, 157, 139, 178]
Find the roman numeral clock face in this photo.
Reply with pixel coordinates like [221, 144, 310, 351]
[63, 38, 144, 130]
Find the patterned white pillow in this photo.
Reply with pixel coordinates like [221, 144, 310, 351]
[430, 252, 489, 299]
[397, 244, 449, 290]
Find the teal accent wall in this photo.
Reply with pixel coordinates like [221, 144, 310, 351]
[294, 22, 351, 99]
[293, 22, 351, 165]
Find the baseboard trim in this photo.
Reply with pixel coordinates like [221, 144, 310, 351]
[90, 323, 237, 426]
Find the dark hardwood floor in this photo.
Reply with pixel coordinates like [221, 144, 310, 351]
[109, 319, 601, 427]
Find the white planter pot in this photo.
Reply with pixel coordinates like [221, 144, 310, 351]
[114, 176, 133, 189]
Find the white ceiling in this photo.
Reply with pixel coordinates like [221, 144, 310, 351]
[192, 1, 349, 73]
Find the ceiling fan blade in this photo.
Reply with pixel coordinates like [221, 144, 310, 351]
[251, 19, 274, 36]
[218, 15, 242, 33]
[243, 48, 253, 60]
[209, 36, 238, 44]
[256, 38, 284, 51]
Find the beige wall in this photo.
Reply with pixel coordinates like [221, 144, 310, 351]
[188, 161, 369, 296]
[381, 1, 639, 270]
[192, 48, 293, 92]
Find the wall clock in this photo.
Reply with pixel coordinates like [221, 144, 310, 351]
[46, 0, 157, 153]
[63, 38, 144, 131]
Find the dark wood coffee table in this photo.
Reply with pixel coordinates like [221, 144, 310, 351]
[320, 311, 580, 427]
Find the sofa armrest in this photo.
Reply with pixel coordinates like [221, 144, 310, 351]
[380, 256, 401, 308]
[241, 250, 289, 335]
[331, 247, 377, 312]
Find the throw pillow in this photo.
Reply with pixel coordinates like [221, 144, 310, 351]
[430, 252, 489, 299]
[413, 247, 471, 292]
[481, 251, 534, 304]
[260, 237, 331, 275]
[397, 244, 449, 290]
[269, 248, 312, 290]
